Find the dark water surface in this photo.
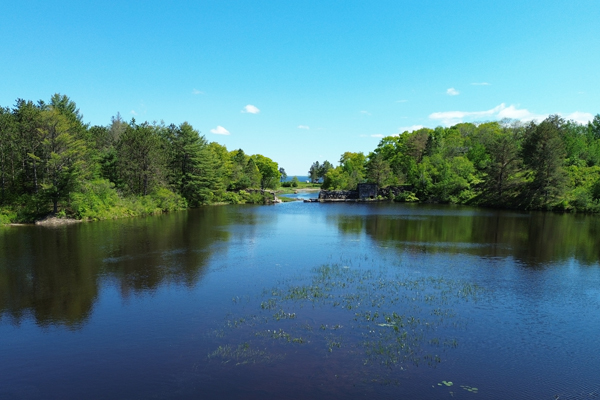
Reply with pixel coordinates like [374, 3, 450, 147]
[1, 200, 600, 399]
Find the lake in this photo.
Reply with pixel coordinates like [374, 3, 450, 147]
[1, 197, 600, 399]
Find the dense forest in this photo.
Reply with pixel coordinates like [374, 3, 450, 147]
[313, 113, 600, 212]
[0, 94, 281, 224]
[3, 94, 600, 225]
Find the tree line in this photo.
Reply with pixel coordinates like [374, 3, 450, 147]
[0, 94, 281, 223]
[311, 114, 600, 211]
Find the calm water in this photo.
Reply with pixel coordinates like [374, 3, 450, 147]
[1, 198, 600, 399]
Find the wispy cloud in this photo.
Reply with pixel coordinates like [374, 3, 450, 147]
[210, 126, 230, 135]
[360, 110, 372, 116]
[192, 89, 204, 95]
[297, 125, 310, 130]
[446, 88, 460, 96]
[242, 104, 260, 114]
[371, 134, 384, 138]
[428, 103, 594, 126]
[471, 82, 490, 86]
[130, 110, 137, 116]
[395, 99, 408, 103]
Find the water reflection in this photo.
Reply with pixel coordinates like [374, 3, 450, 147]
[328, 204, 600, 267]
[0, 207, 237, 327]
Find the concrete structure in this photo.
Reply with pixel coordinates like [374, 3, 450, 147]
[318, 185, 414, 202]
[357, 183, 378, 200]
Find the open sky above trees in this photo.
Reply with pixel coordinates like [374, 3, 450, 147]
[1, 1, 599, 175]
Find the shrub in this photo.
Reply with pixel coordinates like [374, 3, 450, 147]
[0, 208, 17, 225]
[150, 188, 188, 212]
[71, 179, 123, 220]
[394, 191, 419, 203]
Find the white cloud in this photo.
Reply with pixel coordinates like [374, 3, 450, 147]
[210, 126, 230, 135]
[563, 111, 594, 124]
[446, 88, 460, 96]
[496, 105, 545, 121]
[297, 125, 310, 130]
[370, 134, 384, 138]
[360, 110, 372, 116]
[395, 99, 408, 103]
[130, 110, 137, 116]
[395, 125, 425, 135]
[429, 103, 525, 125]
[242, 105, 260, 114]
[471, 82, 490, 86]
[428, 103, 594, 126]
[192, 89, 204, 95]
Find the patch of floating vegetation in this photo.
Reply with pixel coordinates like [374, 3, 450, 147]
[460, 385, 479, 393]
[210, 262, 487, 384]
[207, 343, 283, 365]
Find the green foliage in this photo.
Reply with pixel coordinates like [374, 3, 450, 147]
[281, 176, 300, 188]
[150, 187, 188, 211]
[366, 152, 394, 187]
[322, 166, 349, 190]
[0, 208, 17, 225]
[252, 154, 280, 190]
[3, 93, 600, 218]
[38, 107, 89, 213]
[165, 122, 220, 206]
[394, 192, 419, 202]
[522, 115, 567, 208]
[71, 179, 123, 220]
[117, 121, 166, 196]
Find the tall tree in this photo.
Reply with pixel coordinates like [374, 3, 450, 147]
[589, 114, 600, 140]
[308, 161, 320, 183]
[279, 167, 287, 182]
[0, 107, 16, 203]
[37, 108, 88, 213]
[482, 124, 524, 203]
[340, 152, 366, 189]
[252, 154, 280, 190]
[366, 152, 392, 187]
[522, 115, 567, 208]
[318, 161, 333, 181]
[244, 158, 262, 188]
[166, 122, 219, 205]
[117, 121, 165, 196]
[13, 99, 44, 195]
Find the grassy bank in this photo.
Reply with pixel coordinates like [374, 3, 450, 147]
[0, 180, 282, 226]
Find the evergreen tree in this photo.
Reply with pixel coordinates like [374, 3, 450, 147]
[308, 161, 320, 183]
[37, 108, 88, 213]
[117, 121, 165, 196]
[0, 107, 16, 203]
[482, 125, 524, 204]
[13, 99, 44, 195]
[244, 158, 261, 188]
[167, 122, 219, 206]
[522, 115, 567, 208]
[366, 152, 392, 187]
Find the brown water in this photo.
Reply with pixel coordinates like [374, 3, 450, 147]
[1, 200, 600, 399]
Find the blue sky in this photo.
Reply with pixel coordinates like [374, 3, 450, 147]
[1, 1, 599, 175]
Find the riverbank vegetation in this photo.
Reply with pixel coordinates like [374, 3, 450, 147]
[315, 114, 600, 212]
[0, 94, 281, 224]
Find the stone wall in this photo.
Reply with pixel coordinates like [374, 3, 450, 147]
[318, 185, 413, 201]
[318, 190, 359, 200]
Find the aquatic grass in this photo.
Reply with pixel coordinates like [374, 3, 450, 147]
[207, 343, 283, 365]
[210, 261, 488, 383]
